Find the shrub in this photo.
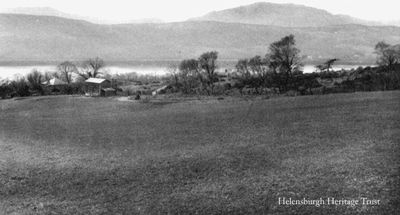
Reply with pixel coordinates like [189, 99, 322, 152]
[26, 70, 44, 95]
[0, 82, 13, 99]
[10, 78, 30, 97]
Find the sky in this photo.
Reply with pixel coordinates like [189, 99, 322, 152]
[0, 0, 399, 23]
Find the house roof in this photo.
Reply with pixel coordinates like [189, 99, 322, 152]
[42, 78, 67, 86]
[85, 78, 109, 84]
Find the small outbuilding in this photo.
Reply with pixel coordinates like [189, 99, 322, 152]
[101, 88, 117, 97]
[85, 78, 112, 96]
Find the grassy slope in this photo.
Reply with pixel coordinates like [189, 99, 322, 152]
[0, 92, 399, 214]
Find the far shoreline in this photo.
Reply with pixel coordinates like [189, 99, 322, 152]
[0, 62, 376, 80]
[0, 59, 377, 67]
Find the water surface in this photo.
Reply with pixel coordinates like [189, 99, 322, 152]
[0, 64, 372, 80]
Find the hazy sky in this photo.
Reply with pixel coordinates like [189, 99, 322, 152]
[1, 0, 399, 23]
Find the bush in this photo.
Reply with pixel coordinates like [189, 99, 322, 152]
[10, 78, 30, 97]
[26, 70, 44, 95]
[61, 83, 85, 95]
[0, 83, 13, 99]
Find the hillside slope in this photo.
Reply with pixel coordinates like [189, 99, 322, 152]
[1, 92, 399, 214]
[1, 14, 400, 63]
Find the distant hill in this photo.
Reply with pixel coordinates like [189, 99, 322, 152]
[0, 7, 163, 24]
[0, 7, 98, 23]
[1, 7, 76, 18]
[1, 14, 400, 64]
[190, 2, 380, 27]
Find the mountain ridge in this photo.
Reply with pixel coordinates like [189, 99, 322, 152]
[0, 7, 164, 24]
[0, 2, 386, 26]
[190, 2, 381, 27]
[2, 1, 400, 64]
[1, 14, 400, 64]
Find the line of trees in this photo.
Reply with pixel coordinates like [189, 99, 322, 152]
[169, 34, 306, 95]
[235, 34, 303, 93]
[0, 57, 106, 98]
[2, 35, 400, 99]
[55, 57, 105, 83]
[169, 51, 219, 95]
[168, 35, 400, 96]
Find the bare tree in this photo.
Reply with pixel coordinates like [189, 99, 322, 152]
[267, 35, 302, 91]
[167, 64, 179, 87]
[178, 59, 200, 93]
[198, 51, 218, 95]
[316, 58, 339, 72]
[236, 56, 272, 93]
[57, 61, 77, 83]
[26, 69, 44, 94]
[76, 57, 105, 79]
[43, 71, 54, 82]
[248, 56, 269, 80]
[236, 59, 251, 80]
[375, 41, 400, 69]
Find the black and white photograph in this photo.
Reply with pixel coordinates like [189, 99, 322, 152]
[0, 0, 399, 214]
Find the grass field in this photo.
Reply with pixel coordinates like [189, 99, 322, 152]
[0, 92, 399, 214]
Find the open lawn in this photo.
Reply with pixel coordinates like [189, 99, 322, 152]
[0, 92, 399, 214]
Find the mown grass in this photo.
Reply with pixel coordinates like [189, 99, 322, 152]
[0, 92, 399, 214]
